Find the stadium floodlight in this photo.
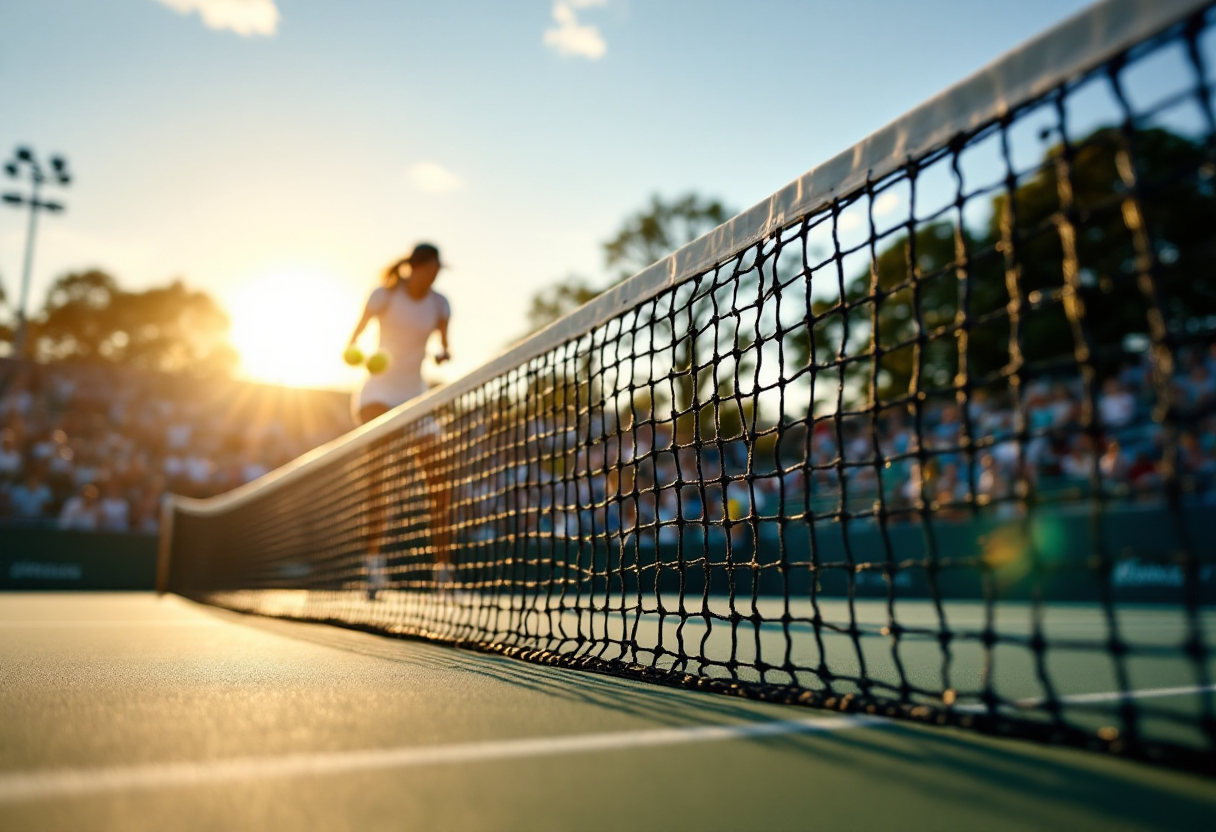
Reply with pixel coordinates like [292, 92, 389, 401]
[50, 156, 71, 185]
[1, 146, 72, 358]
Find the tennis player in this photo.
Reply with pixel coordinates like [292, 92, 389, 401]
[349, 242, 451, 425]
[348, 243, 452, 599]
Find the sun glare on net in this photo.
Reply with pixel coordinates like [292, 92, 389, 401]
[229, 267, 361, 389]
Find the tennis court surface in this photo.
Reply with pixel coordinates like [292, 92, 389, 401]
[5, 0, 1216, 827]
[1, 592, 1213, 831]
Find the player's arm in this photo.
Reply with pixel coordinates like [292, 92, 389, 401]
[348, 307, 375, 346]
[435, 314, 451, 364]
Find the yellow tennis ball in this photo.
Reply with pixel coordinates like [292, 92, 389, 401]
[366, 350, 391, 375]
[343, 345, 365, 366]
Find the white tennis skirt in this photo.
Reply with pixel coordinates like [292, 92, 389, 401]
[352, 373, 441, 439]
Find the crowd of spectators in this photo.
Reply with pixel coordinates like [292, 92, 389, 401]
[822, 343, 1216, 520]
[3, 341, 1214, 542]
[470, 341, 1216, 543]
[0, 361, 350, 534]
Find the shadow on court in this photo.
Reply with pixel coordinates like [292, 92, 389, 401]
[2, 593, 1213, 831]
[197, 601, 1216, 831]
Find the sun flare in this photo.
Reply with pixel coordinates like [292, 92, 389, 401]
[229, 267, 365, 389]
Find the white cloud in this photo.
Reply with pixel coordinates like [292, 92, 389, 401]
[872, 191, 904, 216]
[153, 0, 280, 37]
[543, 1, 607, 60]
[408, 162, 462, 195]
[838, 211, 863, 233]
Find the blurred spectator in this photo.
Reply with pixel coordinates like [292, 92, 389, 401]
[0, 429, 21, 481]
[99, 479, 131, 532]
[9, 472, 54, 520]
[59, 484, 101, 531]
[1127, 452, 1160, 490]
[1049, 383, 1078, 429]
[977, 453, 1011, 503]
[1060, 435, 1095, 481]
[0, 371, 33, 419]
[1181, 363, 1215, 413]
[1099, 440, 1130, 482]
[132, 475, 168, 534]
[1098, 378, 1136, 430]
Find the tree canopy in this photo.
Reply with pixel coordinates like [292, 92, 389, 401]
[19, 270, 236, 376]
[0, 275, 10, 347]
[523, 192, 734, 336]
[793, 125, 1216, 409]
[602, 193, 733, 282]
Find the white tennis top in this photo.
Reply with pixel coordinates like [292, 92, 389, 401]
[355, 285, 450, 416]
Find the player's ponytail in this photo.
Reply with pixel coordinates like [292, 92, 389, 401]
[381, 258, 411, 290]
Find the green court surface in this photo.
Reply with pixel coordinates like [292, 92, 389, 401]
[1, 593, 1214, 831]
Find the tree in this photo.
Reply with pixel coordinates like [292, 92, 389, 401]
[29, 270, 237, 377]
[602, 193, 733, 282]
[991, 126, 1216, 371]
[521, 192, 743, 440]
[0, 275, 10, 349]
[525, 275, 601, 335]
[523, 193, 734, 335]
[791, 125, 1216, 410]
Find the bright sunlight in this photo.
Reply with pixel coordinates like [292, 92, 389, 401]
[229, 266, 366, 389]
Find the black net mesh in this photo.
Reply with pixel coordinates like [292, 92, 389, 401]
[166, 3, 1216, 774]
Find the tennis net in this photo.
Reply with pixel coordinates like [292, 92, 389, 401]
[161, 0, 1216, 774]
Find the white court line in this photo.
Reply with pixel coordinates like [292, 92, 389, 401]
[0, 621, 224, 628]
[956, 683, 1216, 713]
[1046, 684, 1216, 706]
[0, 715, 884, 804]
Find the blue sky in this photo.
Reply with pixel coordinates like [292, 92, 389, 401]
[0, 0, 1095, 388]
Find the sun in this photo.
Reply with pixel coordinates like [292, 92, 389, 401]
[229, 267, 365, 389]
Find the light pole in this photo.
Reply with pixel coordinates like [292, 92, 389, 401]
[3, 146, 71, 358]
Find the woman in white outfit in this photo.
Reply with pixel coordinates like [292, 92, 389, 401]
[349, 243, 451, 425]
[347, 243, 452, 598]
